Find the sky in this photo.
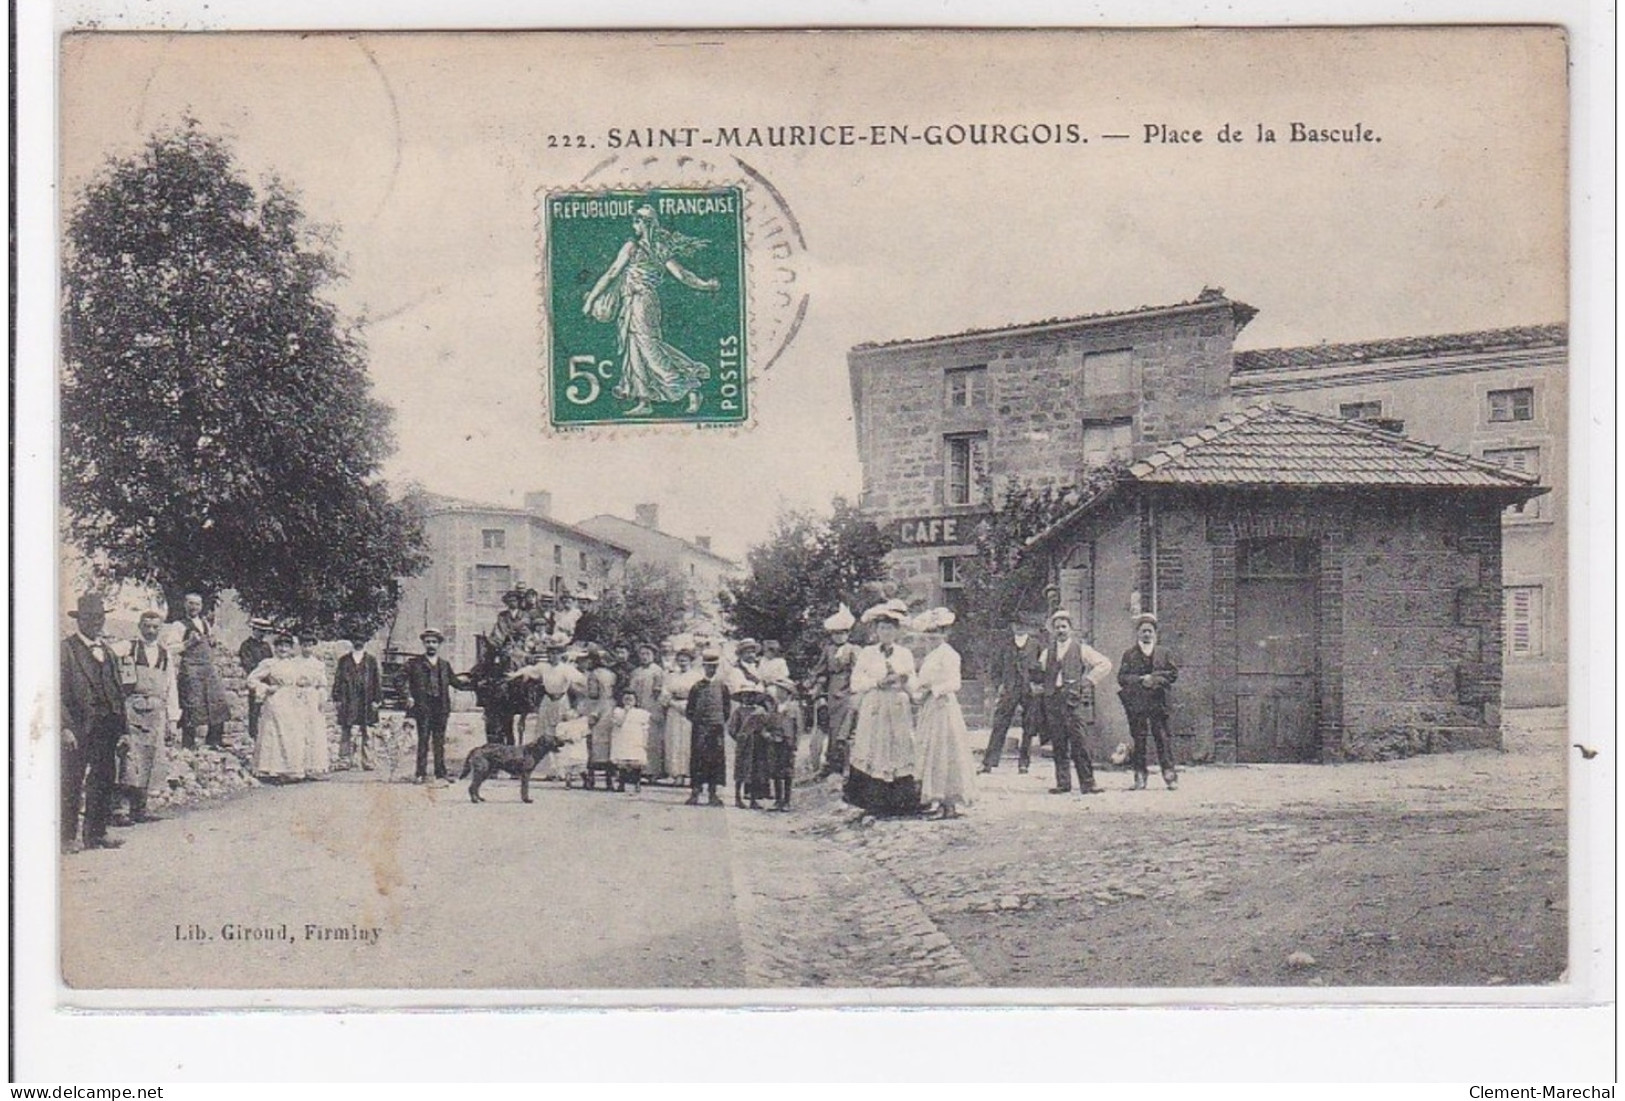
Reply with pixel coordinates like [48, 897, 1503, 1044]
[58, 28, 1569, 562]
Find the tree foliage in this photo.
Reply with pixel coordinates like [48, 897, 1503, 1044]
[720, 496, 896, 672]
[62, 121, 427, 634]
[957, 462, 1132, 660]
[585, 562, 695, 654]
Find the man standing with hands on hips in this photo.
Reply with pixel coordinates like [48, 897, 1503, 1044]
[1039, 608, 1113, 797]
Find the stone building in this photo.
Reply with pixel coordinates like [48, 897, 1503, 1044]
[1230, 326, 1567, 707]
[848, 289, 1258, 624]
[576, 503, 741, 632]
[846, 290, 1554, 759]
[1024, 404, 1540, 762]
[389, 491, 630, 672]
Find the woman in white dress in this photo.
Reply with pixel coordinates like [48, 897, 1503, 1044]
[660, 647, 700, 784]
[295, 635, 331, 778]
[911, 607, 975, 818]
[249, 633, 308, 782]
[843, 599, 921, 816]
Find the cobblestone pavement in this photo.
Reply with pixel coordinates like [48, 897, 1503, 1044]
[725, 709, 1571, 988]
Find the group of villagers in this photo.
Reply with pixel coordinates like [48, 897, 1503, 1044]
[496, 596, 977, 821]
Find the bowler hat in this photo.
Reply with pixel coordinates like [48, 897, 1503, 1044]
[420, 628, 445, 643]
[68, 593, 107, 620]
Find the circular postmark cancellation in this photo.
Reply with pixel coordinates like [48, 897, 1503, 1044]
[536, 153, 808, 432]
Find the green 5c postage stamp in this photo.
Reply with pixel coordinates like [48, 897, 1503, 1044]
[544, 186, 748, 427]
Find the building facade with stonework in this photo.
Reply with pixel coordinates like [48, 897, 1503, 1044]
[1024, 405, 1539, 763]
[847, 291, 1552, 761]
[1229, 326, 1567, 707]
[576, 504, 742, 633]
[848, 289, 1258, 625]
[389, 492, 630, 673]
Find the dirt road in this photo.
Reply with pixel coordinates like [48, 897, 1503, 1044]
[61, 710, 1572, 992]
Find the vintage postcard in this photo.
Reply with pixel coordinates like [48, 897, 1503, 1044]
[29, 23, 1600, 1030]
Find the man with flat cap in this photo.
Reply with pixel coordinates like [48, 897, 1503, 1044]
[1117, 613, 1180, 791]
[61, 593, 127, 850]
[399, 629, 470, 784]
[1038, 608, 1114, 797]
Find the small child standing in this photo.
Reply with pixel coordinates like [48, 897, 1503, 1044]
[609, 689, 650, 793]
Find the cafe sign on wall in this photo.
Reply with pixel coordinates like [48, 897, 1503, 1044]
[895, 512, 990, 548]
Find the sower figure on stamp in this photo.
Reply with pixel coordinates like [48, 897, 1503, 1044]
[400, 629, 469, 784]
[582, 204, 721, 417]
[1117, 613, 1180, 791]
[333, 635, 383, 771]
[1039, 609, 1114, 798]
[114, 610, 177, 826]
[173, 592, 231, 749]
[237, 618, 275, 743]
[978, 616, 1047, 775]
[61, 593, 127, 851]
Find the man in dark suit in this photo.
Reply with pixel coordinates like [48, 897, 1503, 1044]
[978, 617, 1048, 774]
[62, 592, 127, 851]
[399, 629, 469, 783]
[1117, 613, 1180, 791]
[333, 635, 384, 771]
[1039, 609, 1114, 797]
[237, 618, 275, 743]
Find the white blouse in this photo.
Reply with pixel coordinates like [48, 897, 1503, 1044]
[913, 642, 962, 698]
[850, 643, 917, 694]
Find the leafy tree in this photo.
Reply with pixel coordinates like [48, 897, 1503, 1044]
[957, 462, 1131, 664]
[720, 496, 895, 673]
[584, 562, 693, 653]
[62, 121, 427, 634]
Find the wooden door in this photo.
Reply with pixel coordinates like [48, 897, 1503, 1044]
[1235, 538, 1319, 762]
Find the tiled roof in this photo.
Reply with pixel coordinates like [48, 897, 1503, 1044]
[851, 288, 1257, 352]
[1232, 324, 1566, 373]
[1130, 404, 1545, 490]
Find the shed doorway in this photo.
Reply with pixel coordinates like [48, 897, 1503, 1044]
[1235, 537, 1320, 762]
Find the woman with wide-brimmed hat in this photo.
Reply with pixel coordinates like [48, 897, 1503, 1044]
[911, 607, 975, 819]
[843, 599, 921, 816]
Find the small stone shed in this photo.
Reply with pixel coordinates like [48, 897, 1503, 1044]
[1027, 403, 1545, 763]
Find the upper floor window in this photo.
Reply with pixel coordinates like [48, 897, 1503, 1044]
[553, 544, 563, 564]
[1083, 348, 1136, 395]
[944, 366, 988, 410]
[578, 550, 589, 571]
[1082, 416, 1135, 467]
[1484, 446, 1543, 519]
[1488, 387, 1535, 423]
[481, 529, 506, 550]
[1339, 400, 1383, 420]
[945, 433, 990, 506]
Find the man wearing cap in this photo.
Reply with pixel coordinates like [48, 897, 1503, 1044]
[979, 616, 1048, 775]
[400, 629, 469, 783]
[1117, 613, 1180, 791]
[61, 593, 128, 850]
[175, 592, 232, 750]
[806, 604, 858, 780]
[238, 619, 275, 743]
[113, 610, 178, 826]
[683, 648, 732, 806]
[1039, 609, 1114, 796]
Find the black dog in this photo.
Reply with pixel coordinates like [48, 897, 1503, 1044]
[457, 733, 570, 803]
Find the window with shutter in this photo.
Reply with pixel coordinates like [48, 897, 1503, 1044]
[1484, 447, 1541, 518]
[1503, 585, 1544, 658]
